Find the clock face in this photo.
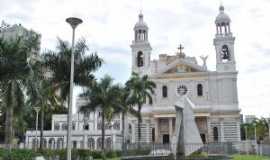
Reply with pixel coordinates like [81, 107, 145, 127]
[177, 85, 187, 96]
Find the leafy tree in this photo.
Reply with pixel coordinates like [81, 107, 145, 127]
[241, 118, 269, 141]
[79, 75, 120, 150]
[126, 72, 156, 146]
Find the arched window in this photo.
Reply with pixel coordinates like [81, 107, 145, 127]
[105, 137, 112, 150]
[137, 51, 144, 67]
[54, 123, 60, 130]
[128, 124, 132, 134]
[62, 123, 68, 130]
[213, 127, 219, 142]
[83, 123, 89, 130]
[162, 86, 168, 98]
[113, 121, 120, 130]
[41, 138, 47, 149]
[149, 97, 153, 105]
[88, 138, 95, 150]
[57, 138, 64, 149]
[72, 122, 76, 130]
[49, 138, 55, 149]
[32, 138, 39, 149]
[197, 84, 203, 96]
[97, 137, 102, 150]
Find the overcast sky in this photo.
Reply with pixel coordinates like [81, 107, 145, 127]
[1, 0, 270, 117]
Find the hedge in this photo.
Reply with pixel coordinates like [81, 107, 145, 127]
[0, 149, 122, 160]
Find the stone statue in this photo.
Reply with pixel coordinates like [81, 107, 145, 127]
[174, 96, 203, 159]
[200, 55, 208, 70]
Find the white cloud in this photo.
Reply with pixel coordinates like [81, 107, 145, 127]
[1, 0, 270, 117]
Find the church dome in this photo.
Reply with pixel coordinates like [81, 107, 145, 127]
[215, 5, 231, 24]
[134, 13, 148, 30]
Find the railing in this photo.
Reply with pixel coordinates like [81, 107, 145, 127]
[122, 142, 252, 156]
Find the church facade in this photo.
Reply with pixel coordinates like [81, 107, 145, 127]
[24, 5, 241, 150]
[129, 5, 241, 144]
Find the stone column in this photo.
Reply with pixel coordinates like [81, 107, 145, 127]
[94, 137, 98, 150]
[146, 121, 150, 143]
[155, 118, 159, 143]
[112, 135, 116, 150]
[83, 134, 87, 149]
[236, 120, 241, 141]
[220, 120, 224, 142]
[45, 137, 48, 149]
[169, 118, 173, 143]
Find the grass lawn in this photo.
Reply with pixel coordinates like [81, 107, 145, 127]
[233, 154, 270, 160]
[95, 158, 120, 160]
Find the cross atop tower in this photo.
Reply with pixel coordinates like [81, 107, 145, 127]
[177, 44, 185, 58]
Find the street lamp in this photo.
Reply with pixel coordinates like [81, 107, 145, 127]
[268, 118, 270, 140]
[253, 122, 258, 155]
[65, 17, 82, 160]
[33, 106, 41, 151]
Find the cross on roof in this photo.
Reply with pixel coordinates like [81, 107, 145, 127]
[177, 44, 186, 58]
[178, 44, 184, 53]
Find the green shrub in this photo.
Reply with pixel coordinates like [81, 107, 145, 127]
[188, 151, 208, 158]
[106, 150, 117, 158]
[0, 148, 122, 159]
[0, 149, 36, 160]
[90, 150, 103, 159]
[124, 148, 151, 156]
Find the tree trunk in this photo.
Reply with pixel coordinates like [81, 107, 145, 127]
[40, 105, 44, 150]
[101, 111, 105, 150]
[121, 111, 126, 151]
[5, 105, 13, 150]
[5, 82, 14, 150]
[137, 105, 142, 149]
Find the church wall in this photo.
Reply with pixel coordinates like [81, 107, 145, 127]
[152, 77, 212, 107]
[216, 75, 238, 105]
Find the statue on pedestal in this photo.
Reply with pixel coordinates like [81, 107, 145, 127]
[174, 96, 203, 160]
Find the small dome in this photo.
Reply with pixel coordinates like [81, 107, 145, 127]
[134, 13, 148, 30]
[215, 5, 231, 24]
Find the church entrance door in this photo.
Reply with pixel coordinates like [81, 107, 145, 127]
[162, 134, 170, 144]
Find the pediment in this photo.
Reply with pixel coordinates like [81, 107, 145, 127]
[165, 64, 201, 73]
[159, 58, 207, 74]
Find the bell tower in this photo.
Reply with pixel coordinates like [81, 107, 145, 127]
[130, 12, 152, 75]
[214, 5, 236, 72]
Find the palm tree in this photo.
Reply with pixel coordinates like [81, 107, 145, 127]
[0, 35, 39, 149]
[114, 86, 137, 151]
[42, 38, 103, 103]
[79, 75, 120, 150]
[126, 72, 156, 147]
[27, 78, 62, 150]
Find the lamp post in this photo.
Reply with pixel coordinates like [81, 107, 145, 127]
[244, 126, 248, 154]
[254, 122, 258, 155]
[34, 107, 41, 151]
[65, 17, 82, 160]
[268, 118, 270, 140]
[254, 123, 257, 141]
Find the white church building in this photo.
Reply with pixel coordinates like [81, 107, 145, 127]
[25, 5, 241, 150]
